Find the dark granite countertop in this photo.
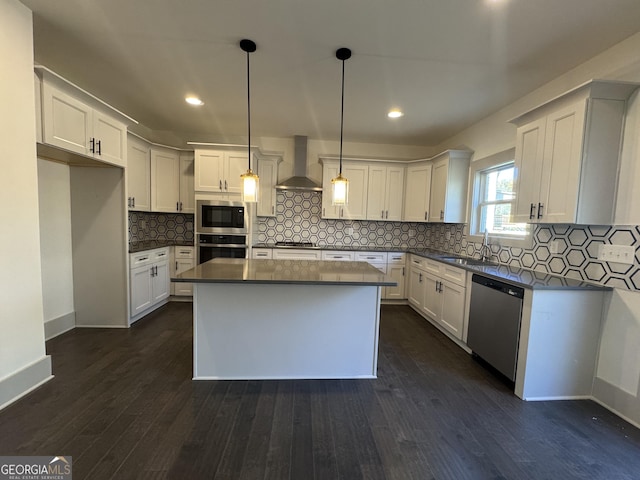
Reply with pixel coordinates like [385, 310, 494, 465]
[129, 240, 195, 253]
[253, 243, 407, 252]
[252, 244, 608, 291]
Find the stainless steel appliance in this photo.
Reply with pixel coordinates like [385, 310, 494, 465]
[196, 199, 247, 234]
[197, 234, 247, 264]
[467, 274, 525, 382]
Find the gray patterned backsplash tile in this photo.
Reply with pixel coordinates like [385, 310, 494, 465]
[256, 191, 640, 291]
[129, 211, 194, 244]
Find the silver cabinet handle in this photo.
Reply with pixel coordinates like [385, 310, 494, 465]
[219, 180, 223, 190]
[529, 203, 536, 220]
[89, 138, 95, 153]
[96, 139, 101, 155]
[225, 180, 228, 190]
[385, 210, 389, 219]
[176, 202, 179, 211]
[424, 211, 427, 221]
[537, 203, 544, 219]
[381, 210, 384, 219]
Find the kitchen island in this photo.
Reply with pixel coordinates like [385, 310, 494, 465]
[173, 258, 396, 380]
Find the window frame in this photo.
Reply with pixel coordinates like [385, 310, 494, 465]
[466, 148, 533, 249]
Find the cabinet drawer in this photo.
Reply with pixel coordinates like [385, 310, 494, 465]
[272, 249, 321, 260]
[423, 259, 443, 276]
[252, 248, 273, 259]
[322, 251, 355, 261]
[409, 255, 426, 270]
[130, 252, 153, 267]
[152, 248, 170, 263]
[441, 263, 466, 286]
[175, 246, 194, 259]
[387, 252, 406, 264]
[356, 252, 388, 263]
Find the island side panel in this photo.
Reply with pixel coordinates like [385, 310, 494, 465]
[193, 283, 382, 380]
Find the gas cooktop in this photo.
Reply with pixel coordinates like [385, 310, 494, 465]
[275, 241, 316, 248]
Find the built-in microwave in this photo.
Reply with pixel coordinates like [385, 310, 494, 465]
[196, 199, 247, 234]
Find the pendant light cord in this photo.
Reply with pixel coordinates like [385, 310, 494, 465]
[246, 49, 251, 170]
[339, 58, 345, 176]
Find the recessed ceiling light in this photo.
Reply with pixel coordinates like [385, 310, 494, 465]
[388, 110, 403, 118]
[185, 96, 204, 106]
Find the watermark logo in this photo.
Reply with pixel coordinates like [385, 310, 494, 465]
[0, 456, 72, 479]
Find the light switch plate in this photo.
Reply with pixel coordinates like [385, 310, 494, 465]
[599, 244, 635, 264]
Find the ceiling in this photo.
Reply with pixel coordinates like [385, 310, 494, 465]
[21, 0, 640, 147]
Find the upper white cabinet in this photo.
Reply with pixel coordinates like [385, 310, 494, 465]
[151, 147, 180, 213]
[403, 161, 432, 222]
[127, 135, 151, 211]
[320, 160, 369, 220]
[366, 165, 405, 221]
[510, 80, 639, 225]
[257, 155, 282, 218]
[428, 150, 472, 223]
[195, 149, 249, 196]
[37, 67, 132, 167]
[179, 152, 195, 214]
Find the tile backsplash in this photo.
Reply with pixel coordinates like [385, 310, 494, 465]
[128, 211, 194, 244]
[257, 191, 640, 291]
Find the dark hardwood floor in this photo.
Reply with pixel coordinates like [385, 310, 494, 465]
[1, 303, 639, 479]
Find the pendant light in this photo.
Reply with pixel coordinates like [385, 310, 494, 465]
[331, 47, 351, 206]
[240, 38, 259, 203]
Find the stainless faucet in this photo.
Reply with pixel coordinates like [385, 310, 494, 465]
[479, 232, 492, 262]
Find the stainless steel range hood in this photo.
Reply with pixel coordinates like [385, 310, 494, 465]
[275, 136, 322, 191]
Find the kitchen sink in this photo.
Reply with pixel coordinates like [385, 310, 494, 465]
[438, 256, 491, 266]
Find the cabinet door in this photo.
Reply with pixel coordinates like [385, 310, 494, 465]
[422, 273, 441, 320]
[195, 150, 224, 192]
[225, 152, 248, 195]
[342, 164, 369, 220]
[152, 262, 171, 303]
[179, 154, 195, 213]
[174, 258, 194, 296]
[429, 158, 448, 222]
[367, 165, 387, 220]
[130, 265, 153, 316]
[151, 149, 180, 212]
[404, 163, 432, 222]
[440, 281, 466, 339]
[127, 138, 151, 211]
[539, 100, 587, 224]
[257, 158, 278, 217]
[407, 268, 425, 308]
[385, 166, 405, 221]
[385, 264, 406, 300]
[93, 110, 126, 167]
[321, 164, 341, 219]
[513, 117, 546, 223]
[42, 83, 92, 156]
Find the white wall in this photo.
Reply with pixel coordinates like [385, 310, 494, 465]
[0, 0, 51, 408]
[434, 31, 640, 426]
[37, 159, 75, 337]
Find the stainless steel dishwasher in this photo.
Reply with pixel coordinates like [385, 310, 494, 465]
[467, 274, 525, 382]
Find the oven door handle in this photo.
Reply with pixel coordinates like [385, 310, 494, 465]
[198, 243, 248, 248]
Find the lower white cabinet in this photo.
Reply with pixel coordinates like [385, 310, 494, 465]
[129, 248, 170, 323]
[385, 253, 406, 300]
[322, 250, 355, 261]
[171, 246, 195, 296]
[408, 255, 466, 340]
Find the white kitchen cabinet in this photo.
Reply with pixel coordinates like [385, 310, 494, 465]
[41, 80, 126, 167]
[510, 80, 638, 225]
[403, 162, 432, 222]
[321, 160, 369, 220]
[272, 249, 322, 260]
[194, 149, 249, 196]
[129, 248, 170, 323]
[179, 152, 195, 214]
[151, 147, 180, 213]
[385, 252, 406, 300]
[257, 155, 282, 217]
[127, 135, 151, 211]
[322, 251, 356, 261]
[428, 150, 471, 223]
[171, 246, 195, 296]
[366, 165, 405, 221]
[407, 255, 467, 341]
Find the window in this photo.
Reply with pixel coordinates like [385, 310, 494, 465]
[468, 149, 531, 247]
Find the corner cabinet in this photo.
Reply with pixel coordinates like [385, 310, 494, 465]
[127, 134, 151, 211]
[510, 80, 639, 225]
[194, 149, 249, 196]
[151, 147, 180, 213]
[428, 150, 472, 223]
[320, 160, 369, 220]
[37, 67, 132, 167]
[179, 152, 195, 214]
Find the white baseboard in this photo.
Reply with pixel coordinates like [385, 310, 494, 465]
[44, 312, 76, 340]
[0, 356, 53, 411]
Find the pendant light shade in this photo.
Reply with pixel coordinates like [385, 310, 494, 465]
[331, 47, 351, 206]
[240, 39, 259, 203]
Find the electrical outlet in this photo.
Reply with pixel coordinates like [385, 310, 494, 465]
[549, 240, 559, 254]
[141, 219, 147, 229]
[346, 227, 354, 236]
[599, 244, 635, 265]
[409, 229, 416, 237]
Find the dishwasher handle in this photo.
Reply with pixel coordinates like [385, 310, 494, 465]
[472, 274, 524, 299]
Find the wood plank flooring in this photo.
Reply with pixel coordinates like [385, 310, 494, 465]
[1, 303, 639, 479]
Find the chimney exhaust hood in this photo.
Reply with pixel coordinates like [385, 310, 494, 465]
[275, 136, 322, 191]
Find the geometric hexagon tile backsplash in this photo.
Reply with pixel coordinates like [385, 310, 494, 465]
[257, 191, 640, 291]
[128, 212, 194, 244]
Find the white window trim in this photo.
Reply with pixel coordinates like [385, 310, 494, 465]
[466, 148, 533, 249]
